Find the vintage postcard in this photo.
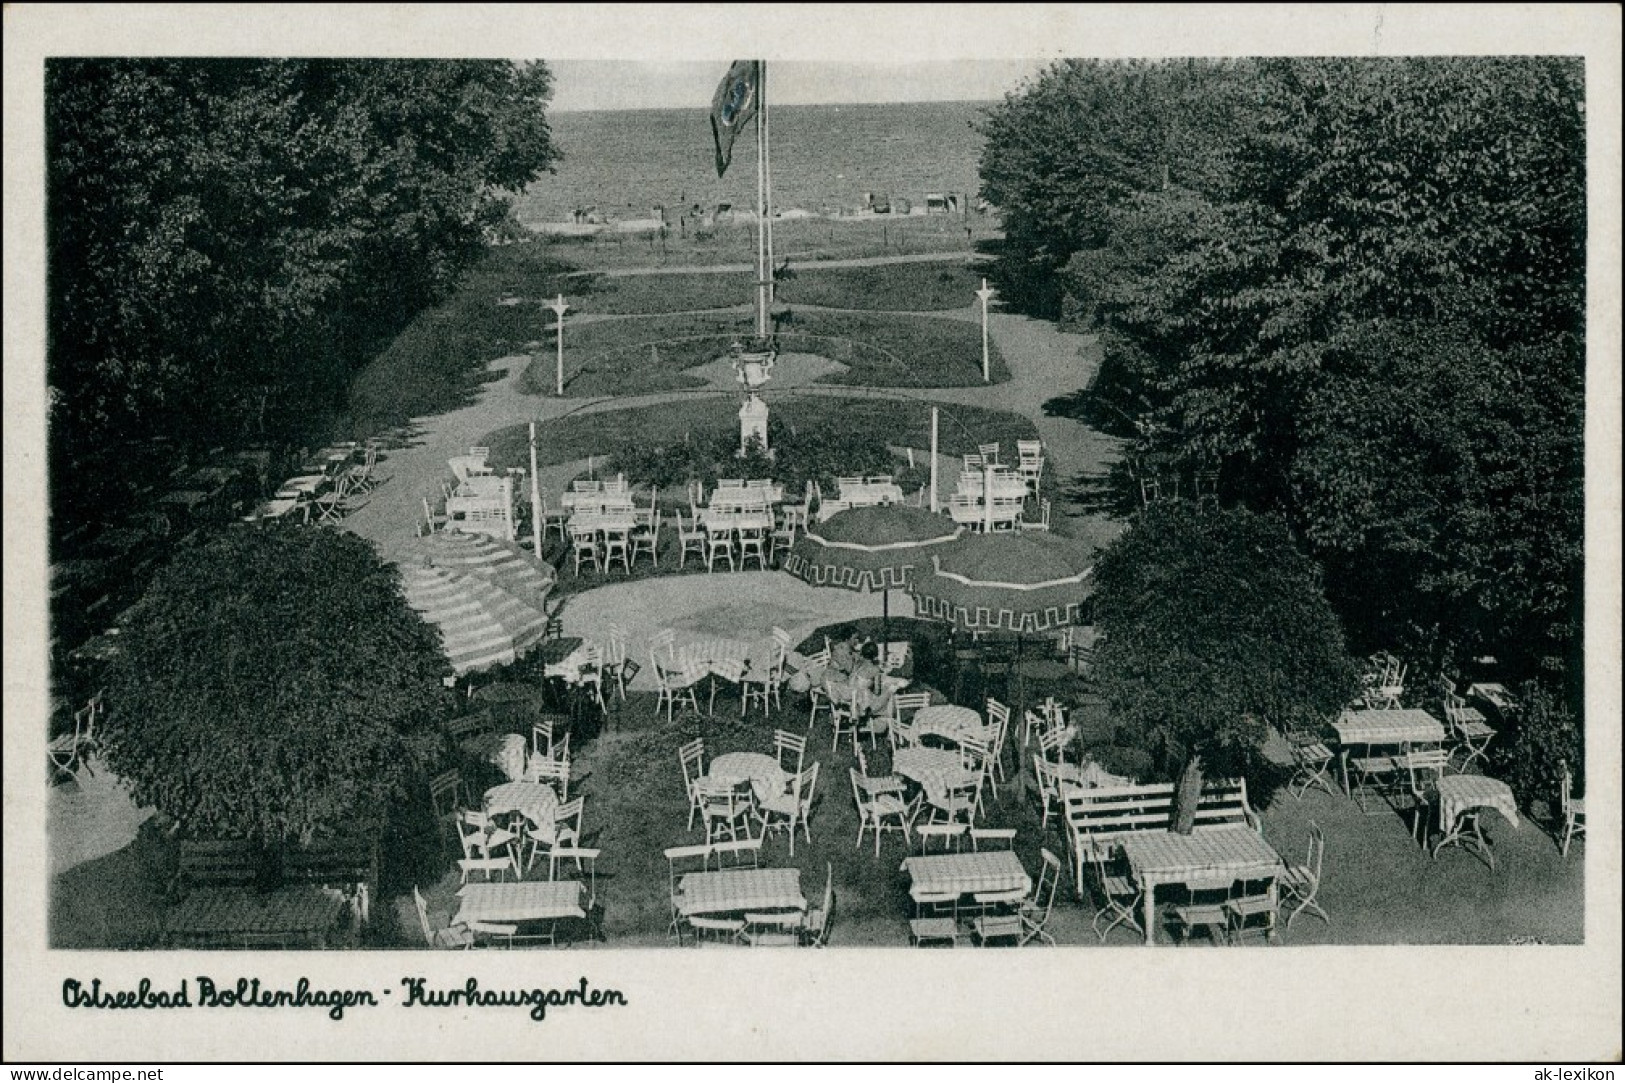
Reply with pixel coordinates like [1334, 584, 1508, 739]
[5, 4, 1620, 1063]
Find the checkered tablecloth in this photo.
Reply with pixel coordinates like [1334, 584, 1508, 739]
[1333, 709, 1446, 747]
[165, 887, 344, 942]
[913, 705, 992, 747]
[708, 752, 789, 802]
[454, 881, 584, 925]
[1437, 775, 1521, 829]
[1122, 827, 1285, 884]
[893, 747, 975, 795]
[484, 781, 558, 838]
[901, 852, 1031, 897]
[698, 509, 774, 533]
[838, 481, 905, 507]
[677, 868, 805, 917]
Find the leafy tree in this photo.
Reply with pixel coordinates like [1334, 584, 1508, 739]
[99, 527, 453, 845]
[1091, 504, 1357, 784]
[46, 59, 559, 526]
[983, 56, 1585, 705]
[977, 58, 1249, 315]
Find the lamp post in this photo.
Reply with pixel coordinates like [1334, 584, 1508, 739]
[547, 294, 570, 396]
[975, 278, 996, 383]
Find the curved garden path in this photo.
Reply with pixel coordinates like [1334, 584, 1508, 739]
[344, 291, 1124, 562]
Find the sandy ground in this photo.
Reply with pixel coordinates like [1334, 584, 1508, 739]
[557, 572, 890, 692]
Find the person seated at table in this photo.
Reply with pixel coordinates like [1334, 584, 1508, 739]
[850, 642, 897, 725]
[828, 632, 862, 677]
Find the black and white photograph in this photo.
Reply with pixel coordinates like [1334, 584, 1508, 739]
[5, 4, 1620, 1064]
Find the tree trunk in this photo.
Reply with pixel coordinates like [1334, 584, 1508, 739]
[1172, 754, 1203, 835]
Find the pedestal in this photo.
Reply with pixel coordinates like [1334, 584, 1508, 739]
[739, 394, 770, 453]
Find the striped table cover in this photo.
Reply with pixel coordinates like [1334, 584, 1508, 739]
[1121, 827, 1285, 884]
[484, 781, 559, 838]
[454, 881, 584, 925]
[912, 705, 991, 747]
[893, 747, 976, 795]
[1333, 709, 1446, 747]
[902, 851, 1031, 897]
[1437, 775, 1521, 829]
[677, 868, 805, 917]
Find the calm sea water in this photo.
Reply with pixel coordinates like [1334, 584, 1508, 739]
[515, 100, 991, 225]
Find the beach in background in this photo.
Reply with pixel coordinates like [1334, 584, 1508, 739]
[516, 100, 991, 228]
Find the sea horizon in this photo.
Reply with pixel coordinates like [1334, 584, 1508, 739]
[517, 99, 991, 226]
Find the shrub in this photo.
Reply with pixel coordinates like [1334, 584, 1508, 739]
[1496, 681, 1583, 815]
[1093, 504, 1358, 786]
[99, 526, 453, 845]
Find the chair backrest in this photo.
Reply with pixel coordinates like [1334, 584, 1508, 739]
[664, 843, 711, 894]
[797, 762, 822, 811]
[709, 836, 763, 868]
[555, 796, 585, 831]
[1034, 847, 1063, 917]
[1032, 754, 1060, 799]
[774, 728, 806, 767]
[1404, 746, 1449, 793]
[915, 822, 966, 852]
[1305, 821, 1325, 880]
[959, 735, 990, 776]
[893, 691, 932, 723]
[962, 454, 983, 471]
[772, 626, 793, 651]
[429, 770, 461, 815]
[678, 739, 706, 788]
[970, 827, 1016, 851]
[1017, 439, 1042, 461]
[1560, 763, 1574, 816]
[985, 698, 1010, 727]
[806, 863, 835, 947]
[531, 719, 554, 758]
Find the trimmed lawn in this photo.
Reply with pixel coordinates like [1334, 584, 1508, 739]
[348, 246, 575, 433]
[520, 310, 1008, 396]
[483, 396, 1040, 473]
[776, 261, 987, 313]
[566, 261, 988, 316]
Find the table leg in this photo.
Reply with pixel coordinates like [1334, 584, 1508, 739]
[1143, 876, 1157, 947]
[1340, 750, 1352, 796]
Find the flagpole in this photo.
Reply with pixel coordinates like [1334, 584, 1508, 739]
[763, 60, 774, 316]
[755, 62, 767, 339]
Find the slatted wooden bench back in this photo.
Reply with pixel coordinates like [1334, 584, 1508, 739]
[1061, 778, 1256, 892]
[175, 840, 259, 894]
[283, 838, 378, 926]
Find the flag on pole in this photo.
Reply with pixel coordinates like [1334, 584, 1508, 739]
[710, 60, 760, 177]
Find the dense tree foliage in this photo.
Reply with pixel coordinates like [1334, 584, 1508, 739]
[99, 527, 452, 844]
[981, 57, 1585, 701]
[46, 59, 558, 523]
[1092, 504, 1357, 782]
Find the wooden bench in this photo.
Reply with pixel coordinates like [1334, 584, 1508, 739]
[173, 839, 259, 897]
[283, 838, 378, 928]
[173, 838, 376, 928]
[1061, 778, 1259, 896]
